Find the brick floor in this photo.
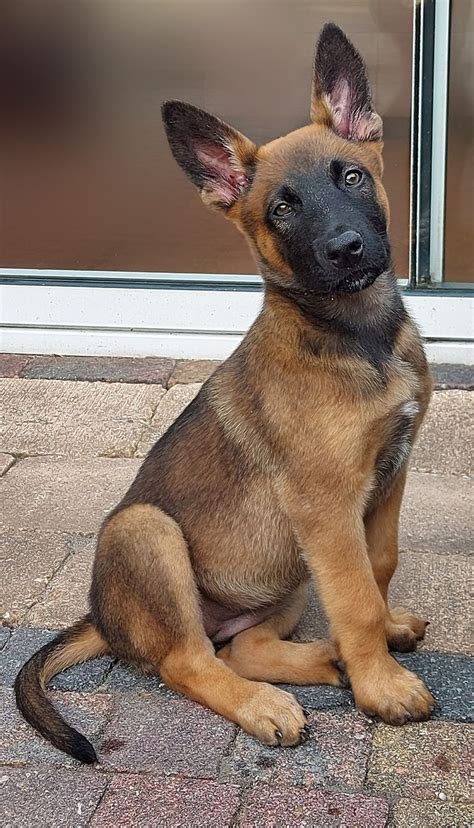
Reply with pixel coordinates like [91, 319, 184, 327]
[1, 529, 72, 623]
[0, 627, 114, 692]
[389, 552, 472, 654]
[1, 457, 140, 533]
[168, 359, 220, 386]
[390, 798, 474, 827]
[367, 721, 472, 803]
[3, 626, 472, 722]
[90, 775, 240, 828]
[24, 536, 95, 627]
[0, 360, 472, 825]
[1, 377, 165, 457]
[2, 355, 471, 391]
[20, 355, 175, 385]
[98, 692, 236, 777]
[240, 784, 390, 827]
[0, 766, 109, 828]
[411, 390, 473, 477]
[400, 471, 472, 555]
[0, 353, 32, 378]
[221, 711, 373, 790]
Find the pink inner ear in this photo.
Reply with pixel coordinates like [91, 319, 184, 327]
[330, 78, 353, 138]
[196, 143, 248, 206]
[330, 78, 375, 141]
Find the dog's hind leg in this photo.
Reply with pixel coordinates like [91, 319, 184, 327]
[96, 504, 308, 747]
[217, 584, 344, 686]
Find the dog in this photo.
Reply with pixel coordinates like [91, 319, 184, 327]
[15, 23, 434, 763]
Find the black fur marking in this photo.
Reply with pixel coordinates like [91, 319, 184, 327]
[261, 161, 390, 300]
[370, 405, 418, 506]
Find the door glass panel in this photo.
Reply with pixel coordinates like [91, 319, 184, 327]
[444, 0, 474, 283]
[1, 1, 412, 276]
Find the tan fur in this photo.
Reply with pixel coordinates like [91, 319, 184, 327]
[41, 625, 108, 689]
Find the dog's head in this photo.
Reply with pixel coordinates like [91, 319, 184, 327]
[162, 23, 390, 297]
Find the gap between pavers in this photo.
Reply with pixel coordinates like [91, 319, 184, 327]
[0, 453, 15, 476]
[1, 529, 92, 624]
[136, 382, 202, 455]
[23, 535, 95, 628]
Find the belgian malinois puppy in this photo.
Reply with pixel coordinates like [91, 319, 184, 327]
[16, 24, 434, 763]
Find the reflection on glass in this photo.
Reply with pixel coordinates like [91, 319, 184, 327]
[1, 1, 413, 276]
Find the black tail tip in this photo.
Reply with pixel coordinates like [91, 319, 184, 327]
[70, 732, 98, 764]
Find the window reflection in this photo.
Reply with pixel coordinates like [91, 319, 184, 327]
[1, 1, 413, 276]
[444, 0, 474, 283]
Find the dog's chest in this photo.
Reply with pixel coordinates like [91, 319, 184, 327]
[370, 400, 419, 501]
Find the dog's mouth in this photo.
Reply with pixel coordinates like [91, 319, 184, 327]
[334, 270, 380, 294]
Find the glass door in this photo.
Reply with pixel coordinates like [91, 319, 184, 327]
[1, 0, 413, 278]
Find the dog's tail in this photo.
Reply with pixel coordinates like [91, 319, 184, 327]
[14, 614, 109, 764]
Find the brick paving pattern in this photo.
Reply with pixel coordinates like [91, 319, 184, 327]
[0, 355, 472, 826]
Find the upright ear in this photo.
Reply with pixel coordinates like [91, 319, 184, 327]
[162, 101, 257, 210]
[311, 23, 383, 142]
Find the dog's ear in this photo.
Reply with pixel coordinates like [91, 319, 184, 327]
[162, 101, 257, 210]
[311, 23, 383, 142]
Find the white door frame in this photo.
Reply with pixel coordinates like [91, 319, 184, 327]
[1, 270, 472, 363]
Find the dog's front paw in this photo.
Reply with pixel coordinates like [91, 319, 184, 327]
[352, 657, 434, 725]
[236, 684, 309, 747]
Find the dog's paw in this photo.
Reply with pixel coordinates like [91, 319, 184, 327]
[353, 657, 434, 725]
[386, 607, 429, 652]
[236, 684, 309, 747]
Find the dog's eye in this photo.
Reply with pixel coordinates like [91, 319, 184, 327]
[272, 202, 294, 218]
[345, 169, 363, 186]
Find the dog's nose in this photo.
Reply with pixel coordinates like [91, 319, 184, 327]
[326, 231, 364, 268]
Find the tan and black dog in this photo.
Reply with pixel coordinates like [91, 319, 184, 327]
[15, 24, 434, 763]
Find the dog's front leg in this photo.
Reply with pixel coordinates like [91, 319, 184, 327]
[281, 489, 434, 725]
[365, 469, 429, 652]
